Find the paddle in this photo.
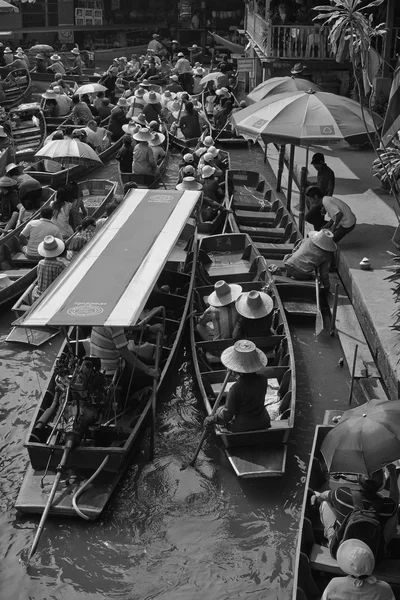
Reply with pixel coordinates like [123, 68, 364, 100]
[185, 369, 232, 469]
[222, 194, 234, 234]
[149, 329, 163, 461]
[315, 274, 324, 337]
[28, 432, 77, 559]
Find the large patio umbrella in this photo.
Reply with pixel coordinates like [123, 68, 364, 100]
[35, 139, 102, 169]
[247, 77, 321, 104]
[321, 399, 400, 476]
[0, 0, 19, 12]
[75, 83, 107, 96]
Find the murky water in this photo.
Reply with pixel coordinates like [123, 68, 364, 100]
[0, 145, 352, 599]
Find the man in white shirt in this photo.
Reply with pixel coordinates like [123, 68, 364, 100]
[19, 207, 62, 259]
[306, 186, 357, 243]
[83, 120, 111, 152]
[53, 85, 72, 116]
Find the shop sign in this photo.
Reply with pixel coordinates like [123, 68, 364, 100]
[237, 57, 255, 76]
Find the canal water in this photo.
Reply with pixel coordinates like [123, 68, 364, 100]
[0, 144, 352, 599]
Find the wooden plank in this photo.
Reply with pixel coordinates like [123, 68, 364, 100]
[283, 300, 317, 316]
[226, 445, 287, 478]
[327, 274, 379, 378]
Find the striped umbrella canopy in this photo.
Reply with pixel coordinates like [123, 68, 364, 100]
[247, 76, 321, 104]
[0, 0, 19, 12]
[232, 89, 382, 146]
[35, 139, 103, 168]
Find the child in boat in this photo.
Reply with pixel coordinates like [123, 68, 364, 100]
[204, 339, 271, 432]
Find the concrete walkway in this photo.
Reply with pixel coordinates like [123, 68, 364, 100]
[261, 142, 400, 399]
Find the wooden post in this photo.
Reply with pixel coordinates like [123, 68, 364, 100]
[263, 143, 267, 163]
[383, 0, 395, 78]
[298, 166, 308, 235]
[276, 144, 285, 192]
[348, 344, 358, 405]
[286, 144, 295, 213]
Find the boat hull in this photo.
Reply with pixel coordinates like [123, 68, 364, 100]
[3, 68, 32, 111]
[7, 103, 46, 163]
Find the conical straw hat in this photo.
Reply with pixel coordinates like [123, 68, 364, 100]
[208, 280, 242, 307]
[221, 339, 268, 373]
[235, 290, 274, 319]
[309, 229, 336, 252]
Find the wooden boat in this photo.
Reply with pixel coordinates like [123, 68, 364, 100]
[14, 188, 200, 527]
[169, 132, 198, 152]
[0, 187, 56, 308]
[30, 71, 98, 93]
[292, 423, 400, 599]
[2, 68, 32, 111]
[190, 232, 296, 477]
[201, 89, 247, 147]
[118, 125, 169, 190]
[6, 103, 46, 163]
[8, 178, 117, 344]
[24, 134, 124, 187]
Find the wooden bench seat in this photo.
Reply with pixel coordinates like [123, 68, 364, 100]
[309, 544, 400, 585]
[13, 126, 41, 135]
[235, 210, 276, 226]
[255, 242, 295, 256]
[207, 260, 251, 281]
[239, 225, 285, 239]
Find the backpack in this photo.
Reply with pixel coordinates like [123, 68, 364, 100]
[329, 489, 385, 564]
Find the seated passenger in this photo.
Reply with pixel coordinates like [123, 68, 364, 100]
[66, 234, 86, 261]
[19, 207, 62, 259]
[197, 280, 242, 341]
[132, 128, 156, 176]
[204, 339, 271, 432]
[233, 291, 274, 340]
[32, 235, 67, 300]
[116, 134, 134, 173]
[148, 132, 166, 164]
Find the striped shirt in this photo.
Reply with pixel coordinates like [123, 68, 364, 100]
[199, 304, 239, 339]
[328, 486, 396, 527]
[36, 257, 66, 295]
[90, 326, 128, 374]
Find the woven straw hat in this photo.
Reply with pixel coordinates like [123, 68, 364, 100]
[291, 62, 304, 75]
[133, 113, 147, 126]
[50, 54, 61, 61]
[15, 51, 24, 59]
[41, 89, 58, 99]
[71, 48, 80, 55]
[309, 230, 336, 252]
[140, 80, 151, 88]
[236, 290, 274, 319]
[177, 52, 184, 57]
[208, 145, 219, 157]
[201, 165, 215, 179]
[336, 539, 375, 578]
[5, 162, 19, 174]
[0, 176, 17, 187]
[149, 132, 165, 146]
[0, 274, 12, 290]
[134, 88, 146, 98]
[163, 90, 176, 100]
[4, 47, 12, 54]
[176, 177, 203, 191]
[122, 120, 139, 134]
[203, 152, 214, 164]
[144, 91, 161, 104]
[35, 53, 45, 60]
[221, 339, 268, 373]
[183, 165, 195, 175]
[132, 127, 153, 142]
[117, 97, 129, 107]
[38, 235, 65, 258]
[194, 67, 205, 76]
[203, 135, 214, 147]
[208, 280, 242, 307]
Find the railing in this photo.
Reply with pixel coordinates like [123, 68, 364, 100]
[246, 11, 331, 61]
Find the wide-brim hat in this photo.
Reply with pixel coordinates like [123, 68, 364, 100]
[71, 48, 80, 55]
[172, 40, 179, 44]
[176, 177, 202, 191]
[149, 132, 165, 146]
[15, 52, 24, 59]
[221, 339, 268, 373]
[133, 113, 147, 126]
[207, 145, 219, 157]
[5, 162, 18, 174]
[134, 88, 146, 98]
[309, 230, 336, 252]
[201, 165, 215, 179]
[162, 90, 176, 100]
[0, 274, 12, 290]
[16, 47, 23, 52]
[38, 235, 65, 258]
[0, 126, 8, 138]
[50, 54, 61, 61]
[140, 79, 151, 87]
[132, 127, 153, 142]
[177, 52, 184, 57]
[190, 44, 199, 49]
[236, 290, 274, 319]
[144, 91, 161, 104]
[336, 539, 375, 578]
[41, 89, 58, 99]
[0, 176, 17, 187]
[35, 53, 45, 60]
[291, 62, 304, 75]
[203, 135, 214, 147]
[117, 97, 129, 107]
[183, 153, 194, 163]
[122, 122, 139, 135]
[4, 47, 12, 54]
[194, 67, 205, 76]
[208, 280, 242, 307]
[183, 165, 195, 175]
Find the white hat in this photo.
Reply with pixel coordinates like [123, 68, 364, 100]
[41, 89, 58, 100]
[5, 162, 19, 174]
[134, 87, 146, 98]
[50, 54, 61, 61]
[149, 132, 165, 146]
[176, 177, 203, 191]
[309, 229, 337, 252]
[152, 33, 160, 38]
[336, 539, 375, 578]
[235, 290, 274, 319]
[203, 135, 214, 147]
[208, 145, 219, 157]
[143, 91, 161, 104]
[177, 52, 184, 57]
[0, 274, 12, 290]
[171, 74, 179, 82]
[203, 152, 214, 164]
[172, 40, 179, 44]
[183, 153, 194, 163]
[194, 67, 205, 76]
[221, 339, 268, 373]
[71, 48, 80, 55]
[117, 97, 129, 107]
[201, 165, 215, 178]
[38, 235, 65, 258]
[208, 280, 242, 307]
[122, 120, 139, 135]
[53, 85, 62, 94]
[0, 126, 8, 138]
[162, 90, 176, 100]
[4, 47, 12, 54]
[132, 127, 153, 142]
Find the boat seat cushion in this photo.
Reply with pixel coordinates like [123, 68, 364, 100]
[309, 544, 400, 585]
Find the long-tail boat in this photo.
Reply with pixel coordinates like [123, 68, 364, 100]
[2, 68, 32, 110]
[201, 88, 247, 147]
[190, 232, 296, 477]
[15, 188, 200, 545]
[292, 423, 400, 599]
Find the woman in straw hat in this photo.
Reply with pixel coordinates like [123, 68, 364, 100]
[178, 100, 201, 140]
[197, 280, 242, 341]
[204, 339, 271, 432]
[47, 54, 66, 75]
[175, 176, 202, 192]
[32, 235, 67, 301]
[132, 128, 156, 176]
[320, 539, 395, 600]
[233, 290, 274, 341]
[143, 90, 162, 124]
[283, 229, 337, 293]
[148, 131, 166, 164]
[177, 163, 198, 184]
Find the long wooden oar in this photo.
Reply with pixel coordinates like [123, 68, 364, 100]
[186, 369, 231, 468]
[28, 433, 76, 559]
[222, 194, 233, 234]
[149, 329, 163, 461]
[315, 274, 324, 337]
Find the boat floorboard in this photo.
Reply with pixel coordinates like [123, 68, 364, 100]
[226, 445, 287, 478]
[15, 465, 121, 520]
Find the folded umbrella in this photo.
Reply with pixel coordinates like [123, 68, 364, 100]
[321, 399, 400, 476]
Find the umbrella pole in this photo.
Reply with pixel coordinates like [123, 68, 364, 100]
[348, 344, 358, 405]
[263, 143, 267, 164]
[276, 145, 285, 192]
[298, 167, 308, 236]
[286, 144, 295, 213]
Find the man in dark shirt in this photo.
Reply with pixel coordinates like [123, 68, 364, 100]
[306, 153, 335, 231]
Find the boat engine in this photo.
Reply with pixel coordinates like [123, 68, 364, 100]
[66, 357, 108, 434]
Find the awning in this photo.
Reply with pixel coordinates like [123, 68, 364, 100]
[20, 188, 200, 328]
[209, 32, 245, 55]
